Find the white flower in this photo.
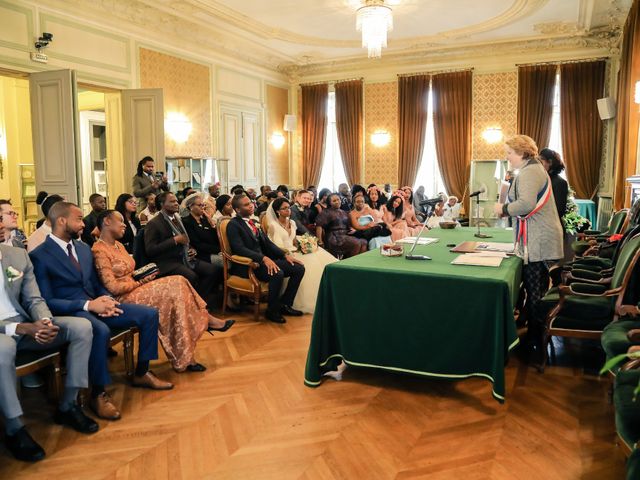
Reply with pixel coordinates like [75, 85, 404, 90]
[6, 266, 23, 282]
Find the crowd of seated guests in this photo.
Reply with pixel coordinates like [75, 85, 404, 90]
[0, 153, 462, 462]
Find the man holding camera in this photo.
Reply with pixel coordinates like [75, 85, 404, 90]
[132, 156, 169, 211]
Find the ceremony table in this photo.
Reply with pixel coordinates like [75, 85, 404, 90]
[575, 199, 597, 228]
[304, 227, 522, 402]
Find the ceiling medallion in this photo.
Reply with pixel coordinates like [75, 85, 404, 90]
[356, 0, 394, 58]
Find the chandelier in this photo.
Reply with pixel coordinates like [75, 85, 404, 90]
[356, 0, 393, 59]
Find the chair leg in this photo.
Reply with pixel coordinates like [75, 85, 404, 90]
[549, 337, 556, 364]
[537, 330, 550, 373]
[222, 285, 228, 315]
[254, 293, 260, 322]
[123, 331, 134, 378]
[48, 356, 62, 403]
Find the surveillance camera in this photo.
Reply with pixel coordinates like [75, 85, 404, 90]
[41, 32, 53, 41]
[34, 41, 45, 49]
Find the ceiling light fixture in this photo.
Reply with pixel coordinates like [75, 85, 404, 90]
[356, 0, 393, 59]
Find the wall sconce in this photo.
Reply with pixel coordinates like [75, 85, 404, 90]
[165, 112, 192, 143]
[283, 114, 297, 132]
[635, 81, 640, 105]
[482, 127, 503, 144]
[371, 130, 390, 147]
[270, 132, 285, 149]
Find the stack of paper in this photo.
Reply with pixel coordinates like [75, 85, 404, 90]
[396, 237, 439, 245]
[451, 253, 504, 267]
[475, 242, 514, 254]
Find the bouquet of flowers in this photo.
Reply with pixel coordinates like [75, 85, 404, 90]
[296, 233, 318, 254]
[562, 190, 591, 235]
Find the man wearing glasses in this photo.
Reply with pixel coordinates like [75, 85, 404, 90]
[0, 200, 27, 249]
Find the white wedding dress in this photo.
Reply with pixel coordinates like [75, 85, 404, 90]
[266, 205, 337, 313]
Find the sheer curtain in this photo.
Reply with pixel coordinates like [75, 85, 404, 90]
[301, 83, 329, 187]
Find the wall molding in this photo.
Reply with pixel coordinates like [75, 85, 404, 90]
[0, 1, 34, 52]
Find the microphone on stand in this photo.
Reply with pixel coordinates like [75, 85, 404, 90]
[406, 199, 440, 261]
[419, 196, 445, 206]
[471, 187, 492, 239]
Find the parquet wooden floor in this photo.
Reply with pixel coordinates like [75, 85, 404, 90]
[0, 313, 628, 479]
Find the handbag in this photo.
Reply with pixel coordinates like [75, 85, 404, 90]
[132, 263, 159, 281]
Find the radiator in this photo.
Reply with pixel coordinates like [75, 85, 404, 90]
[596, 196, 613, 231]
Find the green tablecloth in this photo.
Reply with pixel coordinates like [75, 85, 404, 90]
[575, 199, 597, 228]
[304, 227, 522, 402]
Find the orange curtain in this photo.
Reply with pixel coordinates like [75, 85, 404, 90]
[614, 0, 640, 209]
[432, 70, 473, 205]
[335, 80, 363, 186]
[517, 64, 557, 148]
[301, 83, 329, 188]
[398, 75, 430, 187]
[559, 61, 606, 200]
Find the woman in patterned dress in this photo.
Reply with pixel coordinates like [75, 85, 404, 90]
[92, 210, 234, 373]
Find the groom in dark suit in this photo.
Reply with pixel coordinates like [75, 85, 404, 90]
[30, 202, 173, 423]
[0, 220, 96, 462]
[227, 194, 305, 324]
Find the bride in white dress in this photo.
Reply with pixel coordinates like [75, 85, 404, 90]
[265, 198, 337, 313]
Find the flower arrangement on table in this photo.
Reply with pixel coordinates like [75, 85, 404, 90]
[562, 190, 591, 235]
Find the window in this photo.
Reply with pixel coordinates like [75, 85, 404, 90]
[318, 92, 348, 191]
[548, 72, 563, 158]
[414, 86, 446, 197]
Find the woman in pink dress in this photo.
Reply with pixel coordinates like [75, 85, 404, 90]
[92, 210, 234, 373]
[381, 195, 414, 241]
[400, 186, 423, 235]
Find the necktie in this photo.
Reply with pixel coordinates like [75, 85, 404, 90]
[67, 244, 81, 271]
[248, 220, 258, 236]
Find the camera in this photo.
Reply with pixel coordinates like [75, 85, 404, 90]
[34, 33, 53, 51]
[155, 171, 164, 180]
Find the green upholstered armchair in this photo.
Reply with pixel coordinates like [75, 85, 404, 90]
[571, 209, 628, 257]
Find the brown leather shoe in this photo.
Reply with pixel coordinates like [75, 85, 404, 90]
[90, 392, 121, 421]
[131, 371, 174, 390]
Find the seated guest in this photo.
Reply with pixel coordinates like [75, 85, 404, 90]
[257, 185, 272, 205]
[366, 186, 386, 212]
[30, 202, 172, 422]
[27, 193, 63, 252]
[203, 182, 221, 217]
[382, 183, 392, 200]
[443, 195, 461, 221]
[81, 193, 107, 246]
[227, 194, 305, 324]
[350, 193, 391, 249]
[338, 183, 352, 211]
[400, 186, 423, 231]
[92, 210, 233, 373]
[139, 192, 159, 225]
[0, 228, 96, 462]
[246, 188, 258, 202]
[290, 189, 313, 235]
[266, 198, 336, 313]
[316, 193, 367, 258]
[114, 193, 141, 254]
[382, 195, 420, 241]
[351, 184, 366, 201]
[426, 199, 446, 228]
[0, 200, 27, 248]
[213, 194, 235, 222]
[311, 188, 331, 225]
[179, 187, 197, 217]
[276, 184, 289, 199]
[255, 191, 277, 217]
[144, 192, 221, 307]
[132, 156, 169, 210]
[182, 194, 222, 267]
[413, 185, 428, 215]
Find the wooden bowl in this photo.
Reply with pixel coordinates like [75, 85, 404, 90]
[439, 221, 457, 229]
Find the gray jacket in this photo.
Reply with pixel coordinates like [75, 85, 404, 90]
[0, 244, 52, 334]
[506, 159, 563, 263]
[131, 173, 169, 209]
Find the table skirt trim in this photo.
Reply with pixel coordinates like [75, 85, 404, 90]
[305, 342, 520, 402]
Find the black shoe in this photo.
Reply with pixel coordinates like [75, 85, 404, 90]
[280, 305, 303, 317]
[186, 363, 207, 372]
[54, 405, 99, 434]
[208, 319, 236, 333]
[5, 427, 45, 462]
[265, 310, 286, 324]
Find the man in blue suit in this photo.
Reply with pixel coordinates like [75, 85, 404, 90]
[30, 202, 173, 421]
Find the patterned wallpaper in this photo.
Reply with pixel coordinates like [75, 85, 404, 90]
[364, 81, 398, 186]
[139, 48, 211, 157]
[472, 72, 518, 161]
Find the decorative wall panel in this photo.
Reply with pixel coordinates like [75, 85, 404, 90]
[472, 71, 518, 160]
[364, 81, 398, 186]
[266, 84, 289, 186]
[139, 48, 211, 158]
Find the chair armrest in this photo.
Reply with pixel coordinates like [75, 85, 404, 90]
[230, 255, 260, 269]
[570, 269, 605, 282]
[560, 283, 608, 296]
[582, 229, 603, 236]
[571, 263, 604, 272]
[618, 304, 640, 318]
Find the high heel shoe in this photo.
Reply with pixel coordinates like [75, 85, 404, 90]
[186, 363, 207, 372]
[207, 319, 235, 333]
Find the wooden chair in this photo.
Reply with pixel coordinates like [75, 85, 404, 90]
[16, 348, 62, 402]
[217, 217, 269, 321]
[539, 234, 640, 372]
[110, 327, 135, 377]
